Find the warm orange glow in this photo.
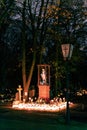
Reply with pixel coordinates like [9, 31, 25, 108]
[12, 102, 73, 112]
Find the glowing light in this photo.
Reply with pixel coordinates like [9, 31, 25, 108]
[12, 102, 73, 112]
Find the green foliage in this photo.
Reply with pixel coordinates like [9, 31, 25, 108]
[0, 0, 87, 94]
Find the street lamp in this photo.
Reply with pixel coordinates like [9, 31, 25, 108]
[61, 44, 73, 124]
[61, 44, 73, 61]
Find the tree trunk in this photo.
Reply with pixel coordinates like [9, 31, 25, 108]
[23, 51, 36, 101]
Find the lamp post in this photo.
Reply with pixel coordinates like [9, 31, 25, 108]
[61, 44, 73, 124]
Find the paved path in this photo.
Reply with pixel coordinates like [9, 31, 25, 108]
[0, 105, 87, 130]
[0, 118, 87, 130]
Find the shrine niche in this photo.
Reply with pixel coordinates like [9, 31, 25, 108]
[37, 64, 50, 99]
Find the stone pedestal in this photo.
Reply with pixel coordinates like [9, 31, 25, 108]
[29, 89, 35, 97]
[15, 92, 19, 101]
[38, 64, 50, 100]
[38, 85, 50, 99]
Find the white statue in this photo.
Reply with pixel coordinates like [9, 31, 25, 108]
[40, 68, 46, 84]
